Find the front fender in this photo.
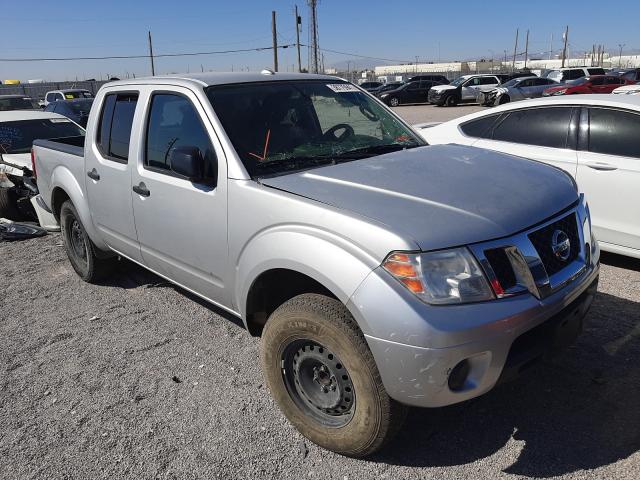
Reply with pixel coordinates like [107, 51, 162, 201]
[50, 166, 108, 251]
[235, 225, 381, 329]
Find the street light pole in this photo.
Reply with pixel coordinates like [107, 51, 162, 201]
[618, 44, 626, 68]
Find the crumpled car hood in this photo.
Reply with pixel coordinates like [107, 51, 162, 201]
[260, 144, 578, 251]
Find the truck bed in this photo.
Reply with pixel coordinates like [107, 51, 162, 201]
[33, 135, 85, 157]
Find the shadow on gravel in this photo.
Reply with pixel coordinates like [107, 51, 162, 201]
[600, 251, 640, 273]
[97, 257, 245, 330]
[373, 291, 640, 477]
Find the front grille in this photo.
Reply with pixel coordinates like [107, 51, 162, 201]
[528, 213, 580, 276]
[485, 248, 517, 290]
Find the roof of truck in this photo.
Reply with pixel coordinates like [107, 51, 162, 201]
[104, 72, 342, 88]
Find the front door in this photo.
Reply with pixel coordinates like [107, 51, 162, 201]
[576, 107, 640, 252]
[130, 87, 230, 305]
[84, 90, 143, 262]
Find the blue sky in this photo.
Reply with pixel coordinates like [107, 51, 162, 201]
[1, 0, 638, 81]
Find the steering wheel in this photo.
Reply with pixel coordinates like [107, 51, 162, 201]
[323, 123, 355, 142]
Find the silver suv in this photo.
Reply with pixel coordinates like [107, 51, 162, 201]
[33, 73, 600, 457]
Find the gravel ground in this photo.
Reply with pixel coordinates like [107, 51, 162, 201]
[1, 103, 639, 479]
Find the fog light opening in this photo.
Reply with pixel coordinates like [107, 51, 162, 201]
[448, 359, 471, 392]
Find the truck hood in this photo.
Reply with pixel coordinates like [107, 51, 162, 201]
[260, 145, 578, 251]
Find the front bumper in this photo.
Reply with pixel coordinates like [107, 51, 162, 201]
[347, 201, 600, 408]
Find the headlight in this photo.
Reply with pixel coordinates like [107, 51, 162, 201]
[553, 89, 568, 95]
[382, 248, 494, 305]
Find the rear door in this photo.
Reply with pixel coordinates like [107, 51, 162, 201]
[84, 89, 142, 262]
[576, 107, 640, 251]
[588, 77, 607, 94]
[604, 76, 625, 93]
[473, 106, 579, 176]
[130, 86, 230, 305]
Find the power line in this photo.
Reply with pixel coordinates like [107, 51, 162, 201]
[302, 45, 412, 64]
[0, 44, 296, 62]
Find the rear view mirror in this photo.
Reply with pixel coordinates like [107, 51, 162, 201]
[169, 146, 206, 182]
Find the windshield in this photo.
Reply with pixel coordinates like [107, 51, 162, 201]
[0, 119, 84, 154]
[63, 91, 93, 100]
[0, 97, 38, 111]
[67, 99, 94, 114]
[207, 80, 424, 177]
[501, 78, 521, 88]
[449, 77, 468, 87]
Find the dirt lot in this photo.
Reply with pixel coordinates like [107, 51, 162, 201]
[1, 104, 639, 479]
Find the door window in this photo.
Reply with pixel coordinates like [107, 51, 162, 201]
[590, 77, 605, 86]
[96, 93, 138, 162]
[405, 82, 419, 91]
[565, 69, 585, 81]
[459, 114, 501, 138]
[478, 77, 498, 85]
[145, 93, 216, 180]
[588, 108, 640, 159]
[605, 76, 623, 85]
[492, 107, 573, 148]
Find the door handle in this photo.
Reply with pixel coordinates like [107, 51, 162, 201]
[132, 182, 151, 197]
[585, 162, 618, 171]
[87, 168, 100, 181]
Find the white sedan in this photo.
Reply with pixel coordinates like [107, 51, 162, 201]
[612, 83, 640, 95]
[416, 95, 640, 259]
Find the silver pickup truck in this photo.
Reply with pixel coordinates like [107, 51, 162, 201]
[33, 72, 599, 457]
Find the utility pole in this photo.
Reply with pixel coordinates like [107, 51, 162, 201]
[618, 43, 625, 67]
[309, 0, 319, 73]
[561, 25, 569, 68]
[592, 45, 596, 67]
[524, 29, 529, 69]
[549, 33, 553, 60]
[346, 60, 352, 83]
[294, 5, 302, 72]
[512, 28, 519, 73]
[148, 30, 155, 76]
[415, 56, 419, 73]
[271, 11, 278, 72]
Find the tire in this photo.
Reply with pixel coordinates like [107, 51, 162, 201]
[59, 200, 113, 282]
[444, 95, 458, 107]
[388, 97, 400, 107]
[0, 187, 23, 220]
[261, 293, 407, 457]
[498, 94, 511, 105]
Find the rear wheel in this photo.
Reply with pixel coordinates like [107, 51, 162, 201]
[60, 200, 113, 282]
[261, 293, 407, 457]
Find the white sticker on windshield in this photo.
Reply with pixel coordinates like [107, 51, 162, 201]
[326, 83, 360, 93]
[49, 118, 71, 123]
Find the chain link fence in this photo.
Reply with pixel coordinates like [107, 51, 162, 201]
[0, 80, 109, 102]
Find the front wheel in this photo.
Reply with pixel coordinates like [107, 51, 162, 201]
[260, 294, 407, 457]
[498, 94, 511, 105]
[388, 97, 400, 107]
[445, 95, 458, 107]
[60, 200, 113, 282]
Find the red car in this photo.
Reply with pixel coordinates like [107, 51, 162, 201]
[543, 75, 632, 96]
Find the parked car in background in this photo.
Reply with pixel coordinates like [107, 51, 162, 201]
[0, 110, 85, 220]
[0, 95, 39, 111]
[542, 75, 631, 96]
[407, 74, 449, 84]
[417, 95, 640, 259]
[479, 76, 559, 106]
[359, 81, 383, 92]
[611, 68, 640, 82]
[33, 72, 599, 457]
[495, 72, 536, 83]
[44, 98, 94, 127]
[428, 74, 501, 106]
[43, 89, 93, 106]
[378, 79, 445, 106]
[544, 67, 606, 83]
[371, 81, 403, 95]
[612, 82, 640, 95]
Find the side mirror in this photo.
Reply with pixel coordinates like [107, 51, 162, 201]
[169, 146, 207, 182]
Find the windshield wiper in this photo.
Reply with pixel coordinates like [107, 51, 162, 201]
[331, 143, 420, 160]
[253, 155, 336, 175]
